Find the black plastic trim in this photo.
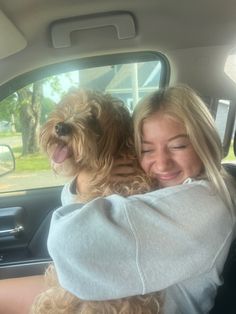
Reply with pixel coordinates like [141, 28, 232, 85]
[0, 51, 170, 101]
[0, 259, 51, 279]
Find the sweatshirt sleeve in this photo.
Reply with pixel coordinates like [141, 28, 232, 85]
[47, 181, 233, 300]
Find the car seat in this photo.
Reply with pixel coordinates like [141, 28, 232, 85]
[210, 132, 236, 314]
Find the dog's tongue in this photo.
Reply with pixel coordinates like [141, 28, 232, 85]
[52, 144, 70, 163]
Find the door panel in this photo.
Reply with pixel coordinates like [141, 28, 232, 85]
[0, 206, 24, 241]
[0, 186, 62, 278]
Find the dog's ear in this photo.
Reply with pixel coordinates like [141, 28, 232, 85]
[87, 104, 103, 137]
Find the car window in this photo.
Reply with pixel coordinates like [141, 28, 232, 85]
[206, 97, 236, 162]
[0, 56, 166, 193]
[222, 53, 236, 162]
[0, 53, 234, 194]
[215, 100, 235, 162]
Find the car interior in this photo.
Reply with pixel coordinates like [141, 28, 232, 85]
[0, 0, 235, 313]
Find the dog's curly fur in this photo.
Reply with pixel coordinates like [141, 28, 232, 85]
[31, 89, 163, 313]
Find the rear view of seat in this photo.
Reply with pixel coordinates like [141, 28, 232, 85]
[210, 134, 236, 314]
[209, 237, 236, 314]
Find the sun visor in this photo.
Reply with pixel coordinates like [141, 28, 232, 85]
[51, 12, 136, 48]
[0, 10, 27, 59]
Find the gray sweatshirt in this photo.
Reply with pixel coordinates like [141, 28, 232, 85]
[48, 180, 235, 314]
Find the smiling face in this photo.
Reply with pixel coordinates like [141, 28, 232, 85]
[140, 111, 203, 188]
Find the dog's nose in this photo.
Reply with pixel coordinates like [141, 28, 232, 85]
[55, 122, 72, 136]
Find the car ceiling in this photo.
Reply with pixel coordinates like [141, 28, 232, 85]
[1, 0, 236, 100]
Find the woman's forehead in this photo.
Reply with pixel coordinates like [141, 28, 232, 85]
[141, 112, 188, 142]
[143, 111, 185, 129]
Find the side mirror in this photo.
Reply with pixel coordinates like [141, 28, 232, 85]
[0, 144, 15, 177]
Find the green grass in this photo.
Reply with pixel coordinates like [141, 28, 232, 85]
[2, 135, 235, 174]
[0, 132, 20, 137]
[12, 147, 50, 172]
[223, 142, 235, 162]
[12, 146, 23, 154]
[15, 154, 50, 172]
[13, 142, 234, 172]
[226, 146, 235, 160]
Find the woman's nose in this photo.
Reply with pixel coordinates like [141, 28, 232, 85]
[151, 150, 173, 172]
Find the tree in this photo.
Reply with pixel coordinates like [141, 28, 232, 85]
[40, 97, 56, 125]
[0, 71, 77, 155]
[17, 81, 43, 155]
[0, 93, 18, 132]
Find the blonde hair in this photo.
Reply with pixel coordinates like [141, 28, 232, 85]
[133, 84, 234, 212]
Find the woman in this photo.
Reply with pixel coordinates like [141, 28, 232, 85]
[47, 85, 235, 314]
[1, 84, 234, 314]
[1, 85, 233, 314]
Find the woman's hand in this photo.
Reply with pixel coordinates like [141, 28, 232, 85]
[75, 158, 138, 198]
[110, 158, 136, 182]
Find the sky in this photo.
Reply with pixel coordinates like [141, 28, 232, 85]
[43, 70, 79, 102]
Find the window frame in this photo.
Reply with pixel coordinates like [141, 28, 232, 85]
[0, 51, 170, 193]
[0, 51, 170, 102]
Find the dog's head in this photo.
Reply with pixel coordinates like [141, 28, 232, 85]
[40, 89, 133, 177]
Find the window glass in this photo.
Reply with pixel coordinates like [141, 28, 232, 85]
[224, 53, 236, 83]
[199, 96, 235, 162]
[215, 100, 230, 142]
[223, 54, 236, 162]
[215, 100, 235, 162]
[0, 59, 164, 192]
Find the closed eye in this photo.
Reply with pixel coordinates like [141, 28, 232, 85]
[141, 149, 153, 154]
[170, 144, 188, 150]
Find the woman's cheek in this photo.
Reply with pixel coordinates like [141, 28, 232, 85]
[140, 157, 149, 173]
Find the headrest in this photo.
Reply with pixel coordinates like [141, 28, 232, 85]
[224, 163, 236, 179]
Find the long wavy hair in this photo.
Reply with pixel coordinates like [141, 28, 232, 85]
[133, 84, 235, 212]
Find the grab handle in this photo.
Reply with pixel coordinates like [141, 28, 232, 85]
[51, 12, 136, 48]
